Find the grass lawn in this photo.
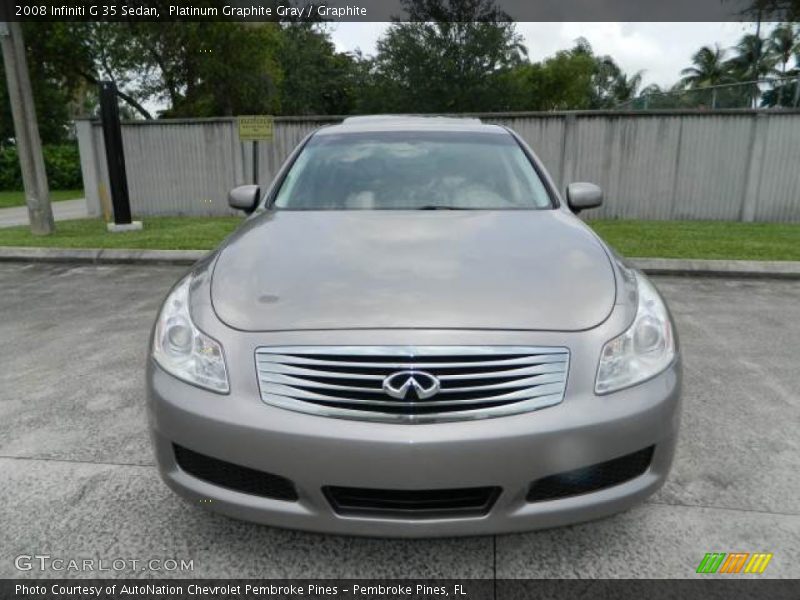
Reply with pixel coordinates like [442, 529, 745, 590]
[0, 216, 798, 260]
[588, 219, 800, 261]
[0, 217, 241, 250]
[0, 189, 85, 209]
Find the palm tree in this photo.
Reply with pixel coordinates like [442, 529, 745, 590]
[761, 25, 800, 107]
[612, 71, 643, 104]
[730, 34, 772, 76]
[768, 24, 799, 75]
[680, 45, 731, 88]
[727, 34, 777, 107]
[590, 55, 642, 107]
[680, 44, 737, 108]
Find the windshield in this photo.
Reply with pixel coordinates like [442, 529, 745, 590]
[272, 131, 553, 210]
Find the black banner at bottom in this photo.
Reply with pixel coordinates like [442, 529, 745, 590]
[4, 579, 799, 600]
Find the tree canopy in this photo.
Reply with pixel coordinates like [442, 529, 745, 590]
[3, 0, 799, 146]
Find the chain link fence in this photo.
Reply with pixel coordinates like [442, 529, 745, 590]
[619, 77, 800, 110]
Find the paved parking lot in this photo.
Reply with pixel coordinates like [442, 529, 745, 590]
[0, 263, 798, 579]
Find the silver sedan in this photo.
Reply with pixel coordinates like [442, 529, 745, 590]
[147, 116, 681, 537]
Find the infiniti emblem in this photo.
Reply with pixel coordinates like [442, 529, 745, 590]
[382, 370, 441, 400]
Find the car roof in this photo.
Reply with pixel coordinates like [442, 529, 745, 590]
[315, 115, 509, 136]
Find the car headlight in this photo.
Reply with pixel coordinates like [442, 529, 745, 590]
[152, 275, 229, 393]
[595, 273, 676, 394]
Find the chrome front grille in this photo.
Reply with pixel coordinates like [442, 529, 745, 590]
[255, 346, 569, 423]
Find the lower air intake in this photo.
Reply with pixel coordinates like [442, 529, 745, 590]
[324, 485, 501, 519]
[173, 444, 298, 501]
[526, 446, 655, 502]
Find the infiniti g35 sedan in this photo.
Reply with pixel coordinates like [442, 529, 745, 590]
[148, 115, 681, 537]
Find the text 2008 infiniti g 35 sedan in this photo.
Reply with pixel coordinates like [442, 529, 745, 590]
[147, 116, 681, 537]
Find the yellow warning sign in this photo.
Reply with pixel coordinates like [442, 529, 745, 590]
[238, 115, 274, 141]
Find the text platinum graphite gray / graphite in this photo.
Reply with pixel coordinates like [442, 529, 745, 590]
[43, 4, 368, 18]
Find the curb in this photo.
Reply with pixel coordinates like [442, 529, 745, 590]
[1, 247, 800, 279]
[0, 247, 206, 266]
[630, 257, 800, 279]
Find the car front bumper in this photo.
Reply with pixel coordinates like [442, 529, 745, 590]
[148, 348, 681, 537]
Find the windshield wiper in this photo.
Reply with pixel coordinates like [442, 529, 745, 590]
[416, 205, 467, 210]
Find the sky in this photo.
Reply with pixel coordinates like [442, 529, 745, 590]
[328, 22, 766, 89]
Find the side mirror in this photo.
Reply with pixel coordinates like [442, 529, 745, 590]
[566, 182, 603, 213]
[228, 185, 260, 214]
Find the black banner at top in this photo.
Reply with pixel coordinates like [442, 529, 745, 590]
[2, 0, 799, 23]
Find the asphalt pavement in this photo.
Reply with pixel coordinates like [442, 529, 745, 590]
[0, 263, 798, 579]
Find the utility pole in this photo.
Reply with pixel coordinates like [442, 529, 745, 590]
[794, 73, 800, 108]
[0, 19, 54, 234]
[99, 81, 136, 230]
[753, 15, 762, 109]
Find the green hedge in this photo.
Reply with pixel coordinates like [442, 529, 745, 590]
[0, 144, 83, 190]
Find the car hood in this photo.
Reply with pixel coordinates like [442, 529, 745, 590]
[210, 210, 616, 332]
